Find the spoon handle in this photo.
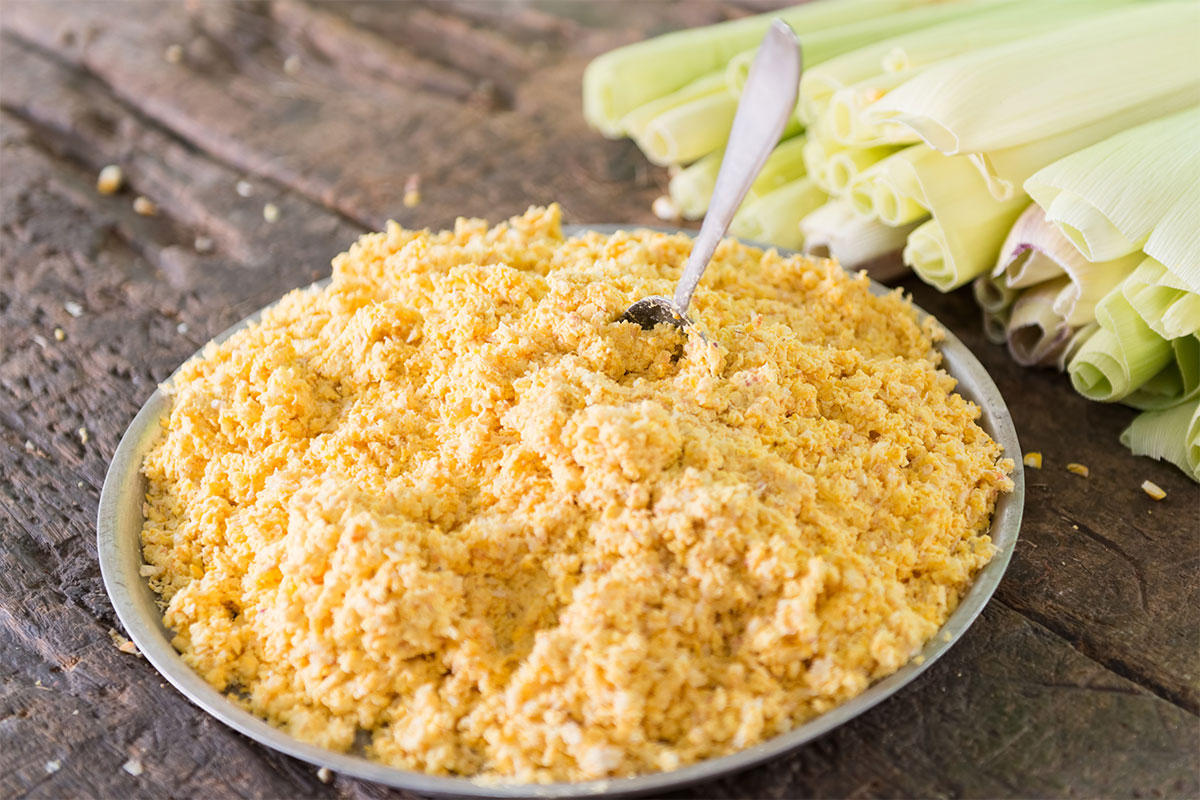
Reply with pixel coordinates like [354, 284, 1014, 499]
[672, 20, 802, 312]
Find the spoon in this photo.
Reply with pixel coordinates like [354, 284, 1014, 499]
[622, 19, 802, 332]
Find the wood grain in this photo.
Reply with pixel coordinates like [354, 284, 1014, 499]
[1, 2, 1197, 798]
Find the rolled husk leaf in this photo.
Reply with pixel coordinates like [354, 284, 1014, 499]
[668, 148, 724, 220]
[1122, 256, 1200, 341]
[1024, 106, 1200, 262]
[1005, 277, 1076, 367]
[799, 199, 917, 278]
[1120, 399, 1200, 483]
[973, 273, 1018, 315]
[1068, 287, 1173, 404]
[993, 204, 1142, 326]
[1059, 323, 1099, 372]
[850, 145, 1028, 290]
[619, 71, 727, 140]
[729, 178, 827, 250]
[827, 69, 923, 146]
[583, 0, 936, 136]
[1126, 335, 1200, 411]
[669, 135, 808, 220]
[637, 92, 738, 167]
[864, 3, 1200, 155]
[1145, 181, 1200, 294]
[825, 145, 902, 195]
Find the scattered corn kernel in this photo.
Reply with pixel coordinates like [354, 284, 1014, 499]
[96, 164, 123, 195]
[163, 44, 183, 64]
[1141, 480, 1166, 501]
[132, 196, 157, 216]
[317, 767, 333, 783]
[1067, 462, 1089, 478]
[53, 327, 65, 342]
[1022, 452, 1042, 469]
[403, 174, 421, 208]
[77, 426, 89, 445]
[652, 194, 678, 220]
[262, 203, 280, 223]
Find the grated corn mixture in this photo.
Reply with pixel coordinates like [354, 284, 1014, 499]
[141, 205, 1013, 783]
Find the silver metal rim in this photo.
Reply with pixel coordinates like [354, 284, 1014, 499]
[97, 224, 1025, 798]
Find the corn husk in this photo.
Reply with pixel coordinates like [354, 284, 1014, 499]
[969, 90, 1200, 201]
[1127, 335, 1200, 411]
[637, 92, 738, 167]
[865, 3, 1200, 155]
[583, 0, 937, 136]
[1068, 286, 1174, 404]
[794, 0, 1118, 124]
[851, 145, 1027, 290]
[729, 178, 828, 250]
[618, 71, 727, 140]
[668, 136, 808, 220]
[825, 145, 902, 195]
[826, 69, 923, 147]
[799, 199, 916, 278]
[1120, 399, 1200, 483]
[1145, 181, 1200, 293]
[1121, 256, 1200, 341]
[724, 0, 992, 96]
[1024, 106, 1200, 262]
[994, 204, 1142, 327]
[1005, 277, 1076, 367]
[973, 273, 1017, 315]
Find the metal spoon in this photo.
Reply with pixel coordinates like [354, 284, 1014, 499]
[622, 19, 802, 332]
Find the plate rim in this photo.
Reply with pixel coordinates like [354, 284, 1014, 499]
[97, 223, 1025, 798]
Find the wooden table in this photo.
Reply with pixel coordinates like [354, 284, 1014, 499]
[2, 3, 1197, 797]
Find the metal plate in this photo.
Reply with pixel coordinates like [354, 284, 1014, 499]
[97, 224, 1025, 798]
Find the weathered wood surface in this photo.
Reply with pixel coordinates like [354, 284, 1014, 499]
[1, 2, 1197, 798]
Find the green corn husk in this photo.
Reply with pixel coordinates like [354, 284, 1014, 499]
[1120, 399, 1200, 483]
[827, 69, 924, 147]
[970, 91, 1200, 202]
[797, 0, 1134, 128]
[826, 145, 903, 195]
[865, 3, 1200, 155]
[724, 0, 993, 97]
[1024, 106, 1200, 262]
[668, 149, 724, 220]
[583, 0, 937, 137]
[668, 136, 808, 220]
[618, 71, 727, 140]
[637, 92, 738, 167]
[1127, 335, 1200, 411]
[729, 178, 828, 250]
[1145, 181, 1200, 294]
[1122, 257, 1200, 341]
[1068, 286, 1174, 404]
[850, 145, 1027, 290]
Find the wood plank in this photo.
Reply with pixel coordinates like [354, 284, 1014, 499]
[0, 3, 1197, 798]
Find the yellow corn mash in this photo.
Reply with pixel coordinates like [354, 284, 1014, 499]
[141, 205, 1013, 783]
